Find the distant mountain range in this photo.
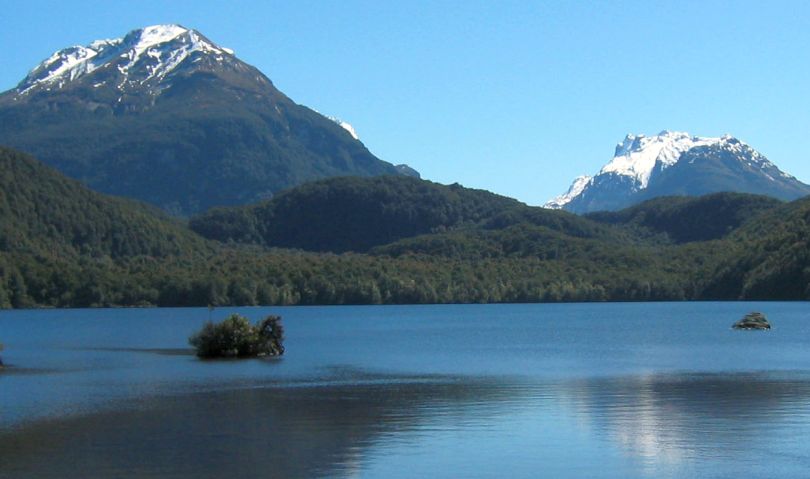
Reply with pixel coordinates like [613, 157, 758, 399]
[3, 27, 806, 219]
[546, 131, 810, 213]
[2, 26, 810, 307]
[0, 24, 417, 215]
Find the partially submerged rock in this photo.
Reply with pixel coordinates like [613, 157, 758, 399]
[189, 314, 285, 358]
[732, 312, 771, 330]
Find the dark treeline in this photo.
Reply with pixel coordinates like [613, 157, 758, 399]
[189, 176, 527, 252]
[0, 246, 719, 308]
[1, 146, 809, 308]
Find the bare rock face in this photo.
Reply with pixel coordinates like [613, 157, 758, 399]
[732, 312, 771, 330]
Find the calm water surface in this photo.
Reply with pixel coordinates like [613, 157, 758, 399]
[1, 302, 810, 478]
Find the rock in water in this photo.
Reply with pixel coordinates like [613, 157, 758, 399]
[732, 312, 771, 330]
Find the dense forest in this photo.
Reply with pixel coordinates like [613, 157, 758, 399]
[0, 146, 807, 308]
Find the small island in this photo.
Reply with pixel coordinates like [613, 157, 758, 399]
[732, 312, 771, 330]
[189, 314, 285, 358]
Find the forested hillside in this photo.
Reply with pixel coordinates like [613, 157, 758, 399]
[586, 193, 782, 243]
[702, 196, 810, 299]
[189, 176, 632, 252]
[0, 148, 210, 259]
[1, 146, 809, 308]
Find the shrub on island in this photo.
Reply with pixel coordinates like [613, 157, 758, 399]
[732, 311, 771, 330]
[189, 314, 285, 358]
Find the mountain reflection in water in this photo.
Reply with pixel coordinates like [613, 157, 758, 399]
[0, 371, 521, 479]
[555, 372, 810, 474]
[4, 303, 810, 478]
[4, 370, 810, 478]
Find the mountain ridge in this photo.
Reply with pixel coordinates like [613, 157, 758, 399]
[15, 25, 233, 97]
[0, 24, 417, 215]
[546, 131, 810, 213]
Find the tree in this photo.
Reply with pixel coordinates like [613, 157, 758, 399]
[189, 313, 284, 358]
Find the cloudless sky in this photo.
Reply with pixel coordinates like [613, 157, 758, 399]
[1, 0, 809, 205]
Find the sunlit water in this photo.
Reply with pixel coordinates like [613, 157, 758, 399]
[2, 303, 810, 478]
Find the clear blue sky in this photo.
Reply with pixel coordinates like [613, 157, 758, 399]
[2, 0, 809, 205]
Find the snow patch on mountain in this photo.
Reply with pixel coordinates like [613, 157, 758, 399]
[601, 130, 722, 189]
[17, 24, 234, 95]
[133, 24, 188, 50]
[326, 116, 360, 140]
[545, 130, 798, 210]
[545, 130, 726, 209]
[21, 46, 102, 93]
[545, 175, 592, 209]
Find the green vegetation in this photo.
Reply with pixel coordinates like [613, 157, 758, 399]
[0, 145, 809, 308]
[0, 62, 407, 216]
[189, 175, 637, 253]
[189, 313, 284, 358]
[701, 196, 810, 299]
[586, 192, 782, 243]
[190, 176, 528, 252]
[0, 146, 212, 260]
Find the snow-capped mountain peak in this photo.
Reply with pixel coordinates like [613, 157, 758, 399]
[545, 130, 810, 213]
[601, 130, 723, 189]
[16, 24, 234, 95]
[129, 24, 189, 49]
[0, 25, 418, 216]
[545, 175, 593, 210]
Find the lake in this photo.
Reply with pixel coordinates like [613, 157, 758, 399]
[1, 302, 810, 478]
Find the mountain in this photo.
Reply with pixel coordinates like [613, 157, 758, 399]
[1, 144, 808, 307]
[0, 25, 416, 215]
[189, 176, 525, 253]
[0, 146, 669, 307]
[188, 175, 629, 253]
[546, 131, 810, 214]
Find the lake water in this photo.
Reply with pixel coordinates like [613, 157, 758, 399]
[2, 302, 810, 478]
